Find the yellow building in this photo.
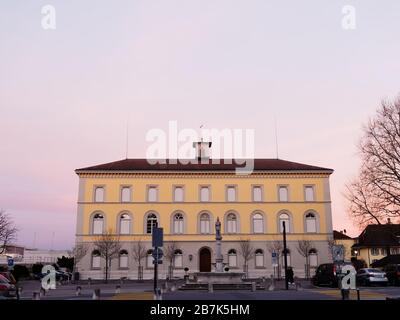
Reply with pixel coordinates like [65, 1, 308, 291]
[351, 224, 400, 267]
[74, 143, 334, 279]
[332, 230, 356, 261]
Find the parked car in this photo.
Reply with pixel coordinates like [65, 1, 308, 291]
[0, 272, 17, 285]
[0, 274, 16, 298]
[383, 264, 400, 286]
[312, 261, 353, 287]
[356, 268, 388, 286]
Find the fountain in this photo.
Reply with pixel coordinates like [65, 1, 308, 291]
[181, 217, 247, 289]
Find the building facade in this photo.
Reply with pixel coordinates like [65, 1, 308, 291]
[352, 223, 400, 267]
[75, 147, 334, 280]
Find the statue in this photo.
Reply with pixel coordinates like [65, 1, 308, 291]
[215, 217, 222, 241]
[215, 217, 223, 272]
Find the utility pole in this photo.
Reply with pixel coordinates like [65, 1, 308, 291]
[153, 247, 158, 296]
[282, 221, 289, 290]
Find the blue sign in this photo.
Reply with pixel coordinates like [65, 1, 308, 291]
[152, 227, 163, 248]
[7, 258, 14, 267]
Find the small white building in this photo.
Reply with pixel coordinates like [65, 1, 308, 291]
[21, 248, 70, 264]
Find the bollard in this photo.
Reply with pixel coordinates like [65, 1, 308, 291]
[357, 289, 360, 300]
[88, 278, 92, 286]
[76, 286, 82, 296]
[92, 288, 101, 300]
[115, 285, 121, 294]
[33, 291, 40, 300]
[165, 281, 169, 291]
[268, 275, 275, 291]
[18, 286, 23, 295]
[171, 283, 177, 292]
[208, 282, 213, 293]
[341, 289, 350, 300]
[251, 282, 256, 292]
[295, 282, 303, 291]
[39, 287, 46, 297]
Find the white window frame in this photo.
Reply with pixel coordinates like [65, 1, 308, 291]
[226, 186, 237, 202]
[119, 213, 131, 235]
[147, 186, 158, 202]
[94, 186, 105, 202]
[304, 185, 315, 202]
[121, 186, 132, 202]
[173, 186, 184, 202]
[252, 185, 263, 202]
[200, 186, 210, 202]
[200, 213, 211, 234]
[173, 213, 184, 234]
[252, 213, 264, 234]
[228, 249, 237, 267]
[278, 186, 288, 202]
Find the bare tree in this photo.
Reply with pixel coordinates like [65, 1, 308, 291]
[345, 97, 400, 227]
[164, 241, 179, 279]
[69, 243, 88, 275]
[132, 238, 147, 280]
[238, 239, 254, 278]
[0, 210, 18, 254]
[296, 240, 313, 279]
[94, 230, 121, 283]
[267, 240, 283, 279]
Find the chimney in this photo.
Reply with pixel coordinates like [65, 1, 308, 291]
[193, 140, 212, 161]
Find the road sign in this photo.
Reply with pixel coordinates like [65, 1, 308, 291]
[7, 257, 14, 270]
[332, 245, 344, 262]
[152, 248, 164, 260]
[152, 227, 163, 248]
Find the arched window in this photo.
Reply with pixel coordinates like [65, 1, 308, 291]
[92, 213, 104, 235]
[174, 249, 183, 267]
[200, 213, 210, 234]
[119, 250, 129, 268]
[146, 249, 153, 268]
[252, 213, 264, 233]
[279, 213, 290, 233]
[309, 249, 318, 267]
[281, 249, 291, 267]
[255, 249, 264, 267]
[305, 212, 317, 233]
[227, 213, 237, 233]
[228, 249, 237, 267]
[119, 213, 131, 235]
[91, 250, 101, 269]
[173, 213, 184, 234]
[146, 213, 158, 234]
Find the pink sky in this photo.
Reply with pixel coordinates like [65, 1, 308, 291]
[1, 1, 400, 249]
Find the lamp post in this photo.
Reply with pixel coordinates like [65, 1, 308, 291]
[282, 221, 289, 290]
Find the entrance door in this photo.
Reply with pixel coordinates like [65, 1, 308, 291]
[199, 248, 211, 272]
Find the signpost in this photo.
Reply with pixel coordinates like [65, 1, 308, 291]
[7, 257, 14, 271]
[152, 227, 163, 300]
[282, 221, 289, 290]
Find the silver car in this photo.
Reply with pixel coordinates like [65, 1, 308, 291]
[356, 268, 388, 286]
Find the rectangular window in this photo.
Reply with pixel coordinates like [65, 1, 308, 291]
[121, 186, 131, 202]
[371, 248, 379, 256]
[278, 186, 288, 202]
[305, 186, 314, 202]
[92, 256, 101, 269]
[120, 256, 128, 268]
[200, 186, 210, 202]
[147, 186, 158, 202]
[94, 187, 104, 202]
[252, 186, 263, 202]
[255, 254, 264, 267]
[227, 186, 237, 202]
[309, 254, 318, 267]
[173, 186, 184, 202]
[228, 254, 237, 267]
[174, 255, 183, 268]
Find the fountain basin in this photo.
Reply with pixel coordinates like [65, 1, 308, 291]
[190, 272, 245, 284]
